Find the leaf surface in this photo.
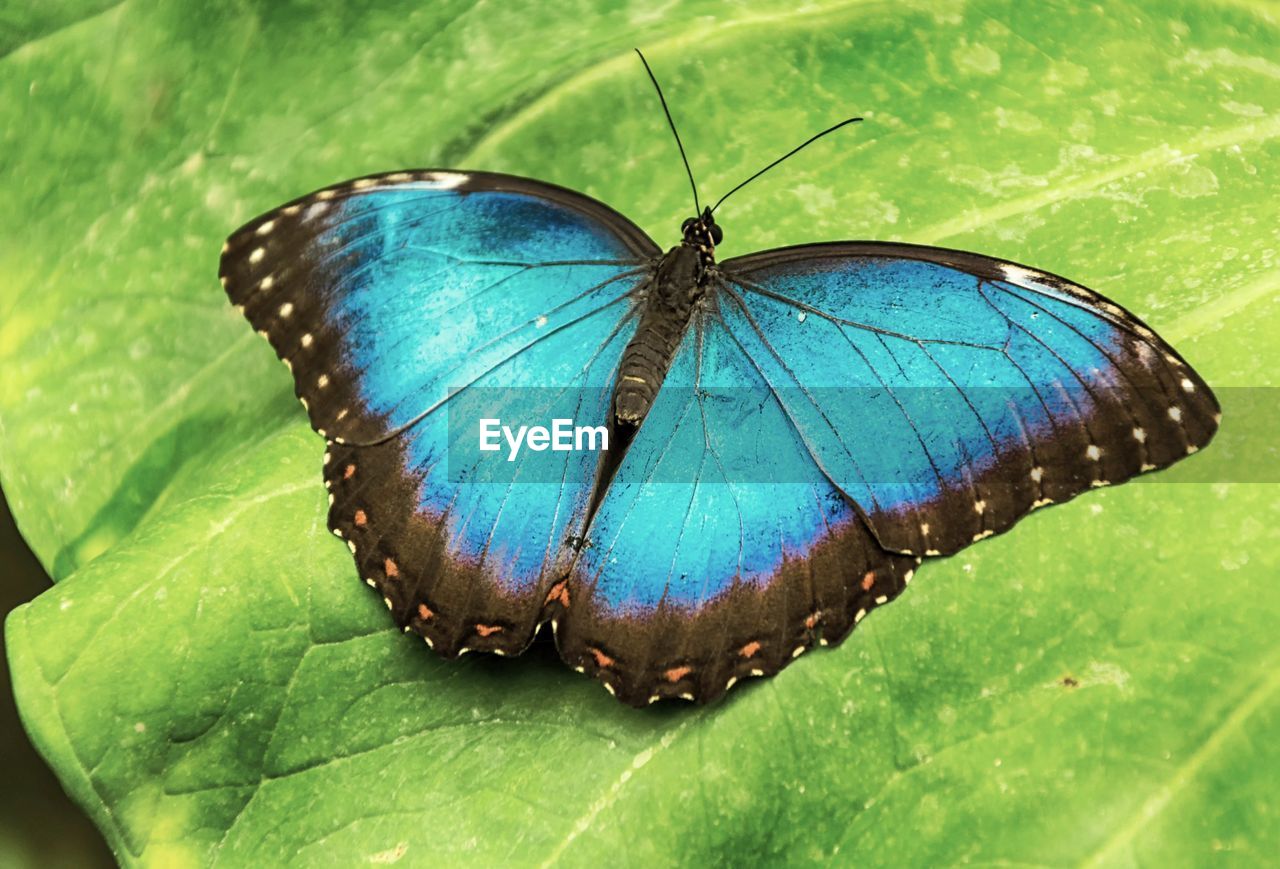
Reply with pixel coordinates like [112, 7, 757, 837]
[3, 0, 1278, 864]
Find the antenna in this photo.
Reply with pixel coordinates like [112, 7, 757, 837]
[635, 49, 701, 215]
[710, 116, 863, 214]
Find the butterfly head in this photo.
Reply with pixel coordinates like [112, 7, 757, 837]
[681, 207, 722, 259]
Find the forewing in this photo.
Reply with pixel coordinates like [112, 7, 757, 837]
[220, 170, 658, 444]
[719, 242, 1219, 556]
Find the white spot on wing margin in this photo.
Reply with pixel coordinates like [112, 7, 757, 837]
[422, 171, 469, 190]
[998, 263, 1045, 288]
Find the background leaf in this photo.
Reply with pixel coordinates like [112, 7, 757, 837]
[3, 0, 1278, 864]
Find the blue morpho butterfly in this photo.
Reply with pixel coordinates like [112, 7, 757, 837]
[220, 53, 1218, 706]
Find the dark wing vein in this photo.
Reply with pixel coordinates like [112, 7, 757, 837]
[839, 327, 951, 514]
[715, 284, 888, 528]
[723, 272, 1006, 353]
[363, 267, 649, 446]
[993, 283, 1188, 451]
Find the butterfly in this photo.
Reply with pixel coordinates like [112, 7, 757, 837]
[219, 54, 1218, 707]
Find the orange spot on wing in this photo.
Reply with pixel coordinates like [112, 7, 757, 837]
[475, 624, 503, 638]
[804, 611, 821, 630]
[589, 647, 615, 669]
[664, 665, 693, 683]
[417, 603, 433, 620]
[384, 558, 399, 578]
[739, 641, 761, 658]
[544, 581, 570, 608]
[861, 570, 876, 591]
[353, 509, 367, 527]
[343, 464, 356, 480]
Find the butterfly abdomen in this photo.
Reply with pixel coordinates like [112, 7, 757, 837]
[613, 245, 705, 426]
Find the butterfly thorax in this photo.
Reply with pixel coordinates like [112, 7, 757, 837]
[681, 207, 722, 270]
[612, 237, 714, 429]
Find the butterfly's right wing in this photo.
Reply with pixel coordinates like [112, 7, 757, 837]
[718, 241, 1220, 556]
[548, 241, 1219, 706]
[220, 170, 659, 656]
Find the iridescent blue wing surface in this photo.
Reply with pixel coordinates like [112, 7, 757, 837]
[221, 170, 657, 655]
[717, 242, 1220, 556]
[554, 242, 1217, 706]
[555, 313, 920, 706]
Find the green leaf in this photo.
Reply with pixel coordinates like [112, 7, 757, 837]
[4, 0, 1278, 864]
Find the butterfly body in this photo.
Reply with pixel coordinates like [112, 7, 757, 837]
[220, 168, 1218, 707]
[614, 216, 719, 427]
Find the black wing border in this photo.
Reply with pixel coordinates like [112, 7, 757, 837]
[222, 167, 663, 262]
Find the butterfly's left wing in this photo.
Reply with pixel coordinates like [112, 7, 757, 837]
[220, 170, 659, 657]
[717, 241, 1220, 556]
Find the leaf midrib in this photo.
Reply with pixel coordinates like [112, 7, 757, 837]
[1082, 652, 1280, 866]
